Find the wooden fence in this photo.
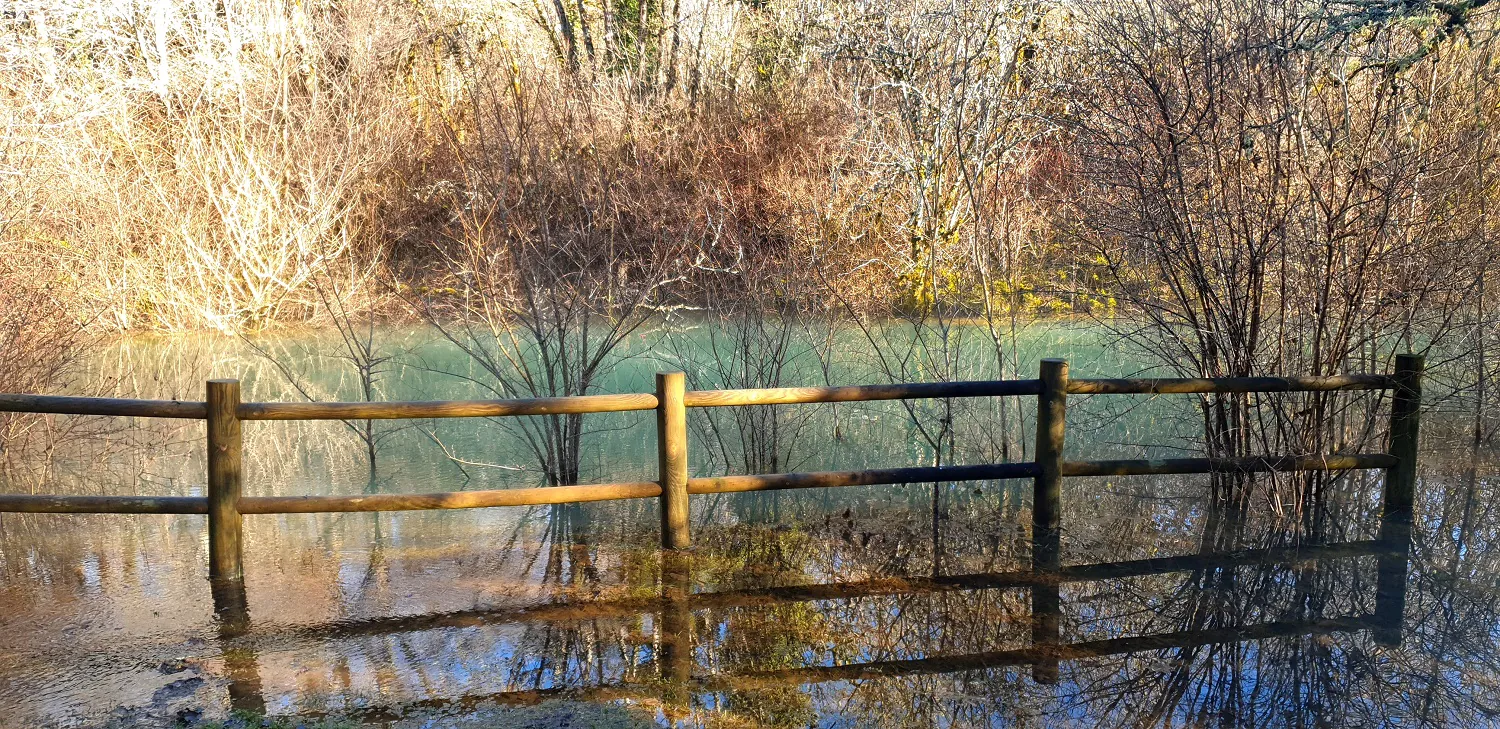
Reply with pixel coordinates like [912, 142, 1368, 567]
[0, 355, 1425, 701]
[0, 355, 1422, 601]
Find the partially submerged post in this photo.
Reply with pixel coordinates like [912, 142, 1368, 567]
[1375, 354, 1422, 646]
[657, 372, 691, 549]
[1032, 359, 1067, 683]
[207, 379, 245, 582]
[656, 373, 694, 712]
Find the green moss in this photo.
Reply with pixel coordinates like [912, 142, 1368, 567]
[189, 713, 358, 729]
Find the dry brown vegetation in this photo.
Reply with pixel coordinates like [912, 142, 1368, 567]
[0, 0, 1055, 337]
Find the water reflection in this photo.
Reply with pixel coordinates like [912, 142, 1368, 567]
[210, 579, 264, 715]
[6, 451, 1500, 726]
[177, 477, 1433, 727]
[2, 328, 1498, 726]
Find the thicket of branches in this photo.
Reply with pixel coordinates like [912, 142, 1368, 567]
[1062, 0, 1500, 536]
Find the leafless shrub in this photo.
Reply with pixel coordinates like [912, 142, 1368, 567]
[1062, 0, 1498, 538]
[245, 253, 404, 486]
[0, 127, 95, 473]
[411, 50, 687, 488]
[668, 255, 835, 490]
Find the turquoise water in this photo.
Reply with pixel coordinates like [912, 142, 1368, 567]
[44, 321, 1197, 508]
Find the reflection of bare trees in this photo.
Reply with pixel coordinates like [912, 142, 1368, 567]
[205, 516, 1420, 727]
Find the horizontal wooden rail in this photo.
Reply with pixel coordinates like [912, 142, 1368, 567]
[0, 455, 1393, 515]
[239, 481, 662, 513]
[0, 374, 1397, 423]
[683, 379, 1042, 407]
[688, 462, 1040, 494]
[0, 394, 207, 419]
[0, 353, 1420, 648]
[0, 494, 208, 513]
[1067, 374, 1393, 395]
[1060, 453, 1397, 477]
[236, 393, 659, 420]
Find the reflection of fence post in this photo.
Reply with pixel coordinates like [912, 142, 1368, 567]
[1032, 359, 1067, 683]
[207, 380, 244, 581]
[660, 550, 693, 718]
[657, 372, 691, 549]
[210, 577, 266, 714]
[1375, 354, 1422, 646]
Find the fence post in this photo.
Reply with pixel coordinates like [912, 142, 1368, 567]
[1032, 358, 1067, 683]
[657, 372, 691, 549]
[207, 379, 244, 581]
[1375, 353, 1422, 646]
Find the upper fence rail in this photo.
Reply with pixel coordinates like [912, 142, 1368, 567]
[0, 453, 1398, 515]
[0, 374, 1398, 421]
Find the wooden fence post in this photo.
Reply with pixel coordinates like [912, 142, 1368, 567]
[657, 372, 691, 549]
[1375, 353, 1422, 646]
[207, 379, 244, 581]
[1032, 358, 1067, 683]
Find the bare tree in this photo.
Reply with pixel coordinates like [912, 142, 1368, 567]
[666, 253, 836, 521]
[1064, 0, 1494, 542]
[245, 254, 401, 486]
[811, 0, 1054, 572]
[0, 125, 94, 472]
[414, 44, 685, 490]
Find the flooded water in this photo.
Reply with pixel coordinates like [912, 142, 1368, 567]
[1, 323, 1497, 727]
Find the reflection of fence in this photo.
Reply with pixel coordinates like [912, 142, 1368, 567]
[0, 357, 1422, 626]
[227, 538, 1405, 718]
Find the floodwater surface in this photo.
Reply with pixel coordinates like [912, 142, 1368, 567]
[1, 324, 1497, 727]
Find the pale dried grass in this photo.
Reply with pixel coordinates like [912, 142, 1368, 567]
[2, 0, 418, 331]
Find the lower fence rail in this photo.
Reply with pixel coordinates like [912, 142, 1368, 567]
[0, 453, 1400, 514]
